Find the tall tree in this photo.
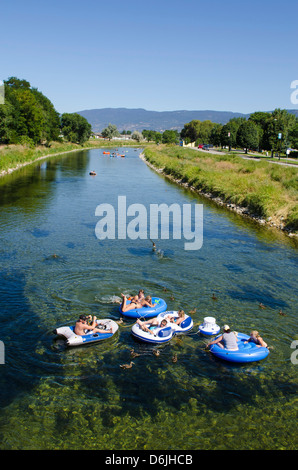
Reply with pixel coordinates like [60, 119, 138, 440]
[248, 111, 271, 151]
[162, 129, 179, 144]
[1, 77, 61, 145]
[61, 113, 92, 144]
[263, 109, 296, 154]
[101, 123, 120, 140]
[220, 120, 241, 150]
[288, 119, 298, 148]
[210, 123, 223, 147]
[180, 120, 201, 143]
[236, 121, 259, 153]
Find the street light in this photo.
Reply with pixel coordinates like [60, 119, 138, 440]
[278, 132, 282, 160]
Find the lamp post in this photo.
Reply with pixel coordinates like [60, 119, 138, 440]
[278, 132, 282, 160]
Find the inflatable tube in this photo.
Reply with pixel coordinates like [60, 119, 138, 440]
[119, 297, 167, 319]
[131, 310, 193, 344]
[199, 317, 220, 336]
[55, 319, 118, 347]
[209, 332, 269, 363]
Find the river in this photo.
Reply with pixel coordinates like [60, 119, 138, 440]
[0, 147, 297, 450]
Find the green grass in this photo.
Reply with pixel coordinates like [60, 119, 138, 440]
[143, 145, 298, 232]
[0, 141, 96, 174]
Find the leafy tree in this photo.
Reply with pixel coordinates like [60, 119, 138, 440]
[61, 113, 92, 144]
[162, 129, 179, 144]
[196, 120, 213, 144]
[210, 123, 223, 146]
[288, 120, 298, 148]
[180, 119, 214, 145]
[1, 76, 61, 145]
[180, 120, 201, 143]
[31, 88, 60, 142]
[131, 130, 143, 142]
[220, 120, 240, 150]
[13, 88, 45, 143]
[0, 101, 15, 143]
[236, 121, 259, 153]
[142, 129, 154, 142]
[153, 131, 162, 144]
[101, 123, 120, 140]
[263, 109, 296, 154]
[5, 77, 31, 90]
[248, 111, 271, 150]
[142, 129, 163, 143]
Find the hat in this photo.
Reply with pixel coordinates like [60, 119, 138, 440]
[223, 324, 230, 331]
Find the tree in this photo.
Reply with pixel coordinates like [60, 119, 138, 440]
[196, 120, 213, 144]
[210, 123, 223, 147]
[142, 129, 154, 142]
[248, 111, 271, 150]
[153, 131, 162, 144]
[0, 101, 15, 143]
[288, 120, 298, 148]
[220, 120, 240, 150]
[142, 129, 163, 143]
[14, 88, 45, 144]
[5, 77, 31, 90]
[61, 113, 92, 144]
[1, 77, 61, 145]
[162, 129, 179, 144]
[180, 120, 201, 143]
[236, 121, 259, 153]
[131, 130, 143, 142]
[101, 123, 120, 140]
[263, 109, 296, 155]
[180, 119, 214, 145]
[31, 88, 60, 143]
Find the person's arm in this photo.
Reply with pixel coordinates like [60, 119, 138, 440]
[143, 300, 156, 307]
[257, 336, 267, 347]
[83, 316, 97, 330]
[207, 335, 223, 347]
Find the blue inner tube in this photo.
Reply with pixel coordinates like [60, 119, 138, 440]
[68, 325, 114, 343]
[210, 333, 269, 363]
[119, 297, 167, 319]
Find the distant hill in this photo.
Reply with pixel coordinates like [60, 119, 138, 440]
[77, 107, 298, 133]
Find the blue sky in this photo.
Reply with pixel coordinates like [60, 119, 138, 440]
[1, 0, 297, 114]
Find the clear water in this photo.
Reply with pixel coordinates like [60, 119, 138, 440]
[0, 148, 297, 450]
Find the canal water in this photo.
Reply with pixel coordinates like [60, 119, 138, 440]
[0, 147, 297, 450]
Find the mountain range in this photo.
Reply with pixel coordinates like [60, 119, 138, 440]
[77, 107, 298, 133]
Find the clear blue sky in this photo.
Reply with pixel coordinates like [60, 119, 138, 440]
[1, 0, 297, 114]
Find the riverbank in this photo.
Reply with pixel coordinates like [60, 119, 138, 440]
[0, 142, 97, 177]
[0, 139, 146, 177]
[141, 145, 298, 238]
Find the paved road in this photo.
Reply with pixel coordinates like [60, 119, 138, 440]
[192, 147, 297, 167]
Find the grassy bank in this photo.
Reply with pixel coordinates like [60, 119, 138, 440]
[0, 139, 147, 175]
[0, 141, 97, 175]
[143, 145, 298, 233]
